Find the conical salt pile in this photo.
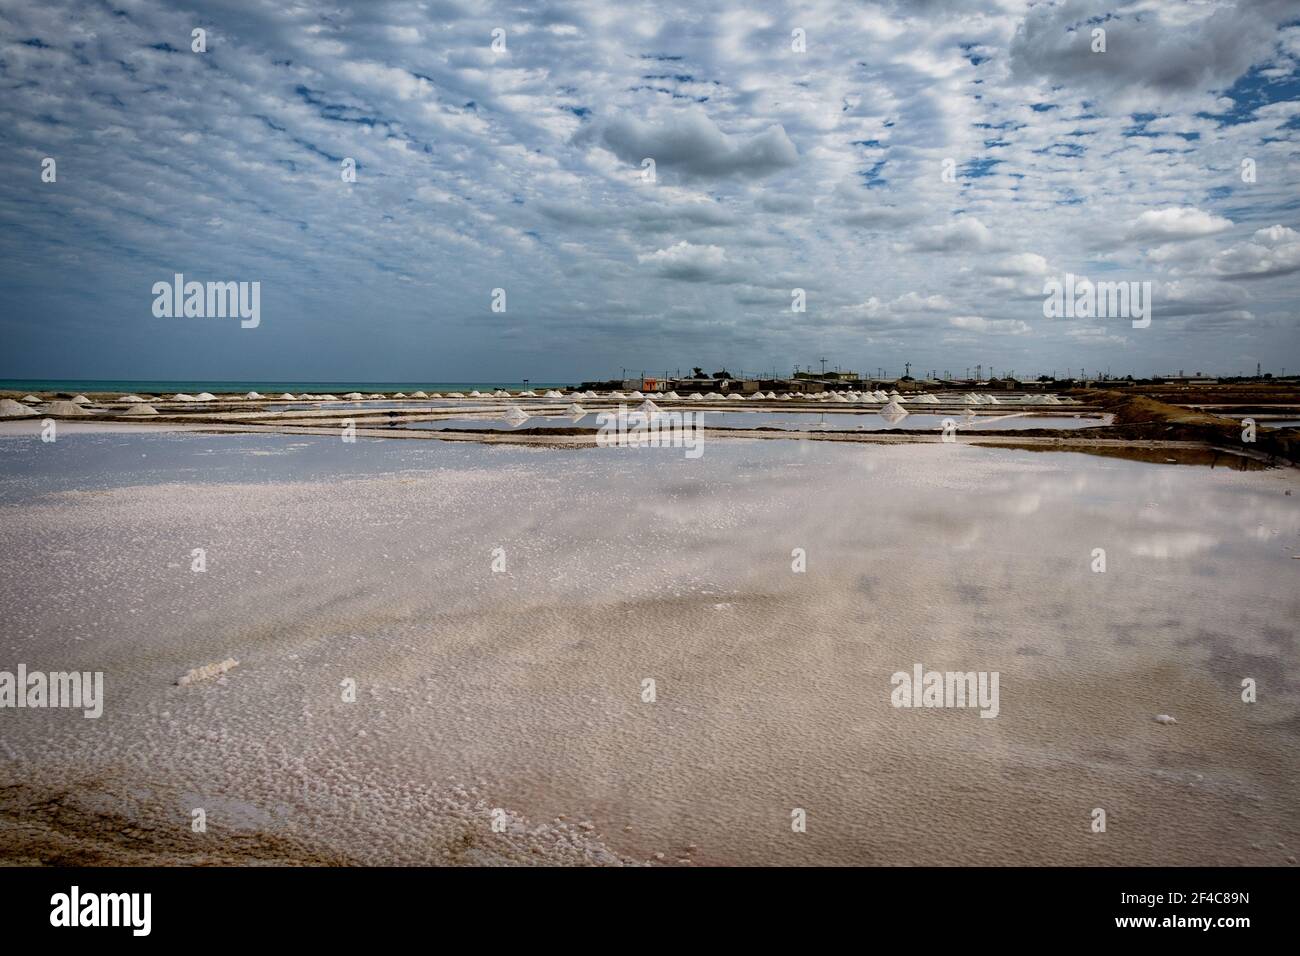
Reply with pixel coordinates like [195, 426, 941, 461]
[879, 399, 909, 419]
[119, 403, 159, 417]
[245, 391, 263, 400]
[0, 399, 35, 417]
[280, 393, 297, 400]
[565, 403, 586, 416]
[196, 392, 216, 401]
[664, 391, 680, 400]
[45, 400, 91, 417]
[412, 391, 429, 398]
[344, 392, 364, 401]
[21, 394, 39, 403]
[393, 392, 407, 398]
[447, 392, 465, 398]
[831, 392, 848, 402]
[71, 394, 92, 404]
[121, 394, 146, 403]
[688, 393, 704, 400]
[1044, 394, 1062, 404]
[638, 399, 659, 415]
[545, 390, 563, 398]
[727, 393, 744, 400]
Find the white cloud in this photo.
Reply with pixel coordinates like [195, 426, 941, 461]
[1126, 208, 1233, 242]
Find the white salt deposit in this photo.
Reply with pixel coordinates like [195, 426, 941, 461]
[369, 394, 383, 400]
[21, 394, 39, 403]
[830, 393, 848, 403]
[727, 393, 744, 401]
[195, 392, 217, 401]
[664, 391, 680, 400]
[70, 394, 92, 405]
[280, 393, 296, 400]
[689, 393, 704, 400]
[245, 392, 263, 400]
[1154, 714, 1178, 725]
[447, 392, 465, 398]
[393, 392, 407, 398]
[428, 393, 442, 399]
[176, 658, 239, 686]
[630, 391, 644, 399]
[565, 403, 586, 416]
[638, 400, 659, 414]
[0, 399, 34, 417]
[609, 391, 626, 398]
[172, 393, 195, 401]
[879, 400, 909, 419]
[122, 395, 146, 403]
[411, 391, 429, 398]
[468, 391, 482, 397]
[44, 400, 91, 417]
[584, 390, 598, 398]
[544, 390, 563, 398]
[344, 392, 364, 401]
[119, 403, 159, 417]
[747, 392, 764, 400]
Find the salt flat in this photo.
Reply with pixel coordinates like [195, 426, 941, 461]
[0, 432, 1296, 865]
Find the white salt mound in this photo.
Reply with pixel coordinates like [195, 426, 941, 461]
[245, 391, 263, 400]
[176, 658, 239, 686]
[748, 392, 764, 400]
[565, 403, 586, 416]
[879, 400, 909, 418]
[280, 393, 297, 400]
[122, 395, 146, 403]
[544, 390, 563, 398]
[369, 393, 383, 399]
[119, 403, 159, 417]
[727, 393, 744, 401]
[688, 393, 703, 400]
[195, 392, 217, 401]
[393, 392, 407, 399]
[831, 393, 848, 403]
[428, 393, 442, 399]
[45, 400, 91, 417]
[71, 395, 92, 405]
[638, 400, 659, 414]
[344, 392, 364, 401]
[1154, 714, 1178, 725]
[469, 390, 482, 397]
[411, 391, 429, 398]
[664, 391, 680, 400]
[21, 394, 39, 403]
[630, 391, 644, 399]
[0, 399, 34, 417]
[447, 392, 465, 398]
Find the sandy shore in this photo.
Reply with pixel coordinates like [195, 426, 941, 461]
[1, 433, 1297, 865]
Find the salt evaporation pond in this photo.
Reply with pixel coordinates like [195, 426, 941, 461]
[400, 411, 1105, 431]
[0, 430, 1295, 866]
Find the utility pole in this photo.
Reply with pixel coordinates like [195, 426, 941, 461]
[820, 357, 828, 377]
[904, 361, 911, 378]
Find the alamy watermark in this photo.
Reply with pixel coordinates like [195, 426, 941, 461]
[1, 664, 103, 718]
[152, 273, 260, 328]
[1043, 273, 1151, 328]
[595, 405, 704, 459]
[890, 663, 999, 718]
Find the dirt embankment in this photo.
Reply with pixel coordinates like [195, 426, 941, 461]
[1080, 391, 1299, 465]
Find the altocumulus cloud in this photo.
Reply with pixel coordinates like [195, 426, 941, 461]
[0, 0, 1296, 381]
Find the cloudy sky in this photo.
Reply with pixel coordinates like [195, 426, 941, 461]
[2, 0, 1298, 383]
